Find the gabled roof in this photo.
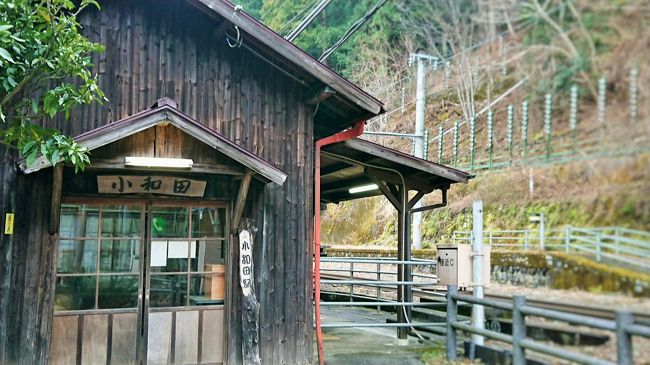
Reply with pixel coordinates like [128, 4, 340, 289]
[187, 0, 386, 135]
[320, 138, 470, 203]
[19, 98, 287, 185]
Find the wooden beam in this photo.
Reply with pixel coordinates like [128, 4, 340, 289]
[387, 183, 400, 202]
[364, 167, 434, 193]
[320, 161, 354, 177]
[305, 85, 336, 105]
[49, 163, 64, 234]
[320, 176, 371, 194]
[231, 170, 253, 232]
[369, 176, 400, 211]
[408, 191, 425, 211]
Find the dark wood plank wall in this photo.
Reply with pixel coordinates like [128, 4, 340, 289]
[0, 0, 315, 363]
[0, 167, 58, 365]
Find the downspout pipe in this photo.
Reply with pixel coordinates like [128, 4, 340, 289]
[314, 121, 365, 365]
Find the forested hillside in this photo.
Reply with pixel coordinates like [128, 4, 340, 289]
[240, 0, 650, 247]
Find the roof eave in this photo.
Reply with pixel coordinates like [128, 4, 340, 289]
[189, 0, 386, 119]
[18, 104, 287, 186]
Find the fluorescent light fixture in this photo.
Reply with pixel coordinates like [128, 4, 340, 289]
[348, 184, 378, 194]
[124, 157, 193, 169]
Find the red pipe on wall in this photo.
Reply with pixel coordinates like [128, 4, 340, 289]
[314, 121, 365, 365]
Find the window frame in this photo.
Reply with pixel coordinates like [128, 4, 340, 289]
[54, 197, 230, 314]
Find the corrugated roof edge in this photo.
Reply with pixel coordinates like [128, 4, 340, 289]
[189, 0, 387, 118]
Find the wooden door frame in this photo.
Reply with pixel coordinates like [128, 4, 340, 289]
[56, 195, 232, 364]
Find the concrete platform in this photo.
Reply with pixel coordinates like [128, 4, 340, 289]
[317, 306, 445, 365]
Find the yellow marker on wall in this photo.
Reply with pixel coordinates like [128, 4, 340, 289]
[4, 213, 14, 235]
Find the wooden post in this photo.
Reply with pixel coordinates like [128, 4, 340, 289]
[230, 169, 259, 364]
[231, 170, 253, 233]
[49, 163, 64, 234]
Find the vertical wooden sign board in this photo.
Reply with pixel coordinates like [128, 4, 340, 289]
[239, 229, 261, 365]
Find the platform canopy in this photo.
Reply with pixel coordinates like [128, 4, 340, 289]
[319, 137, 470, 341]
[320, 138, 470, 204]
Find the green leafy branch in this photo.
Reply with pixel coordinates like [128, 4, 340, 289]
[0, 0, 105, 170]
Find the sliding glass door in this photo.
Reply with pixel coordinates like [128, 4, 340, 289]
[51, 200, 228, 365]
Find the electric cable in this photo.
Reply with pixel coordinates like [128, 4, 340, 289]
[278, 0, 319, 35]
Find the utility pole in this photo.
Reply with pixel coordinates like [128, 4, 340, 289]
[409, 53, 437, 249]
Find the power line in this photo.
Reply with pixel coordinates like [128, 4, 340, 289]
[285, 0, 333, 42]
[278, 0, 319, 35]
[319, 0, 388, 62]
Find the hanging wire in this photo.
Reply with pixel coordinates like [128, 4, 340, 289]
[227, 5, 244, 48]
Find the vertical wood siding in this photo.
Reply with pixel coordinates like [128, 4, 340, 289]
[0, 166, 57, 365]
[0, 0, 314, 363]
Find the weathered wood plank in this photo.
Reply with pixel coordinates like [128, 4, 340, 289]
[174, 310, 199, 364]
[50, 316, 78, 365]
[111, 313, 137, 365]
[81, 314, 109, 365]
[147, 312, 172, 365]
[201, 309, 224, 364]
[49, 158, 64, 235]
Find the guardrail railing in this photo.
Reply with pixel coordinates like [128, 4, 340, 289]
[452, 226, 650, 272]
[446, 285, 650, 365]
[319, 256, 450, 331]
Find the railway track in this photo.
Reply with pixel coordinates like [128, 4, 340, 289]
[320, 272, 650, 323]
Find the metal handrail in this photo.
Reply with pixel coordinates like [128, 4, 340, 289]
[452, 225, 650, 271]
[446, 285, 649, 365]
[320, 256, 443, 331]
[321, 257, 436, 265]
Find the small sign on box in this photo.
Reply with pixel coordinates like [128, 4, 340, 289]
[436, 245, 490, 287]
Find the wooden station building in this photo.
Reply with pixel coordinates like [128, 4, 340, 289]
[0, 1, 469, 364]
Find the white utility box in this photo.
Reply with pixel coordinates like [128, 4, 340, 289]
[436, 245, 491, 287]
